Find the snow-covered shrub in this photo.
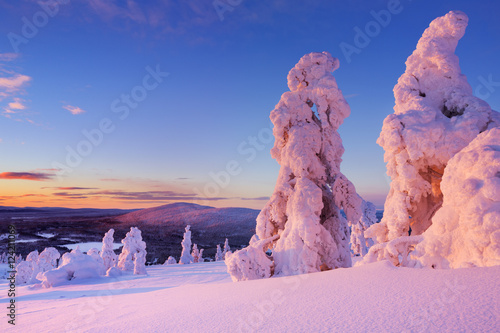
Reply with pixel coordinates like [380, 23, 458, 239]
[198, 249, 204, 263]
[101, 228, 118, 270]
[15, 250, 40, 284]
[191, 244, 200, 263]
[215, 245, 224, 261]
[362, 11, 499, 265]
[351, 201, 377, 256]
[38, 247, 60, 272]
[225, 235, 276, 282]
[37, 247, 105, 288]
[164, 256, 177, 265]
[117, 227, 147, 275]
[87, 248, 104, 266]
[15, 261, 33, 284]
[179, 225, 193, 264]
[415, 128, 500, 268]
[227, 52, 366, 280]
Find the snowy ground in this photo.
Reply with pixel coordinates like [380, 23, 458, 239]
[1, 261, 498, 332]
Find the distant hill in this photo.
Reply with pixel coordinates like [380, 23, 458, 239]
[116, 202, 259, 237]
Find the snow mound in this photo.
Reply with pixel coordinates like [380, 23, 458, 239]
[415, 128, 500, 268]
[37, 247, 105, 288]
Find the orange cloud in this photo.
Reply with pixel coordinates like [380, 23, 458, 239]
[0, 172, 54, 181]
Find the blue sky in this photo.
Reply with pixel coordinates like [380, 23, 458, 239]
[0, 0, 499, 209]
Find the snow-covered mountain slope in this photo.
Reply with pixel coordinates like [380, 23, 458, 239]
[116, 202, 259, 238]
[1, 261, 497, 332]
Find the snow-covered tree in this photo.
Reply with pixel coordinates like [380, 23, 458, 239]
[415, 128, 500, 268]
[215, 245, 224, 261]
[117, 227, 147, 275]
[38, 247, 60, 272]
[101, 228, 118, 270]
[191, 244, 200, 263]
[225, 235, 276, 282]
[198, 249, 204, 263]
[362, 11, 499, 266]
[87, 248, 104, 267]
[226, 52, 365, 280]
[179, 225, 193, 264]
[15, 250, 40, 284]
[350, 201, 377, 256]
[164, 256, 177, 265]
[222, 238, 231, 260]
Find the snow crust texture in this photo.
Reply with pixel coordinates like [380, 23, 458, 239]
[363, 11, 500, 265]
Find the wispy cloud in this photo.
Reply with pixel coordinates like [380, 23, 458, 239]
[51, 189, 228, 202]
[62, 104, 86, 115]
[0, 53, 32, 121]
[42, 186, 98, 190]
[239, 196, 270, 201]
[0, 172, 54, 181]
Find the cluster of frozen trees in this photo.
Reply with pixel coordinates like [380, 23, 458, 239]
[226, 10, 499, 281]
[166, 225, 231, 264]
[16, 227, 148, 287]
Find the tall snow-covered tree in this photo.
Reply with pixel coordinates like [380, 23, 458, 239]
[226, 52, 366, 280]
[179, 225, 193, 264]
[415, 128, 500, 268]
[362, 11, 500, 266]
[222, 238, 231, 259]
[117, 227, 147, 274]
[215, 245, 223, 261]
[101, 228, 118, 270]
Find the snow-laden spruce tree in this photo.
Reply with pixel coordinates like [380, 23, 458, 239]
[179, 225, 193, 264]
[362, 11, 500, 266]
[222, 238, 231, 259]
[351, 201, 377, 256]
[191, 244, 200, 263]
[215, 244, 224, 261]
[164, 256, 177, 265]
[226, 52, 368, 280]
[101, 228, 117, 270]
[38, 247, 60, 272]
[117, 227, 147, 274]
[415, 128, 500, 268]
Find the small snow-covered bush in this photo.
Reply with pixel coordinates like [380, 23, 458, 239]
[225, 235, 276, 282]
[37, 247, 105, 288]
[15, 250, 39, 284]
[38, 247, 60, 273]
[164, 256, 177, 265]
